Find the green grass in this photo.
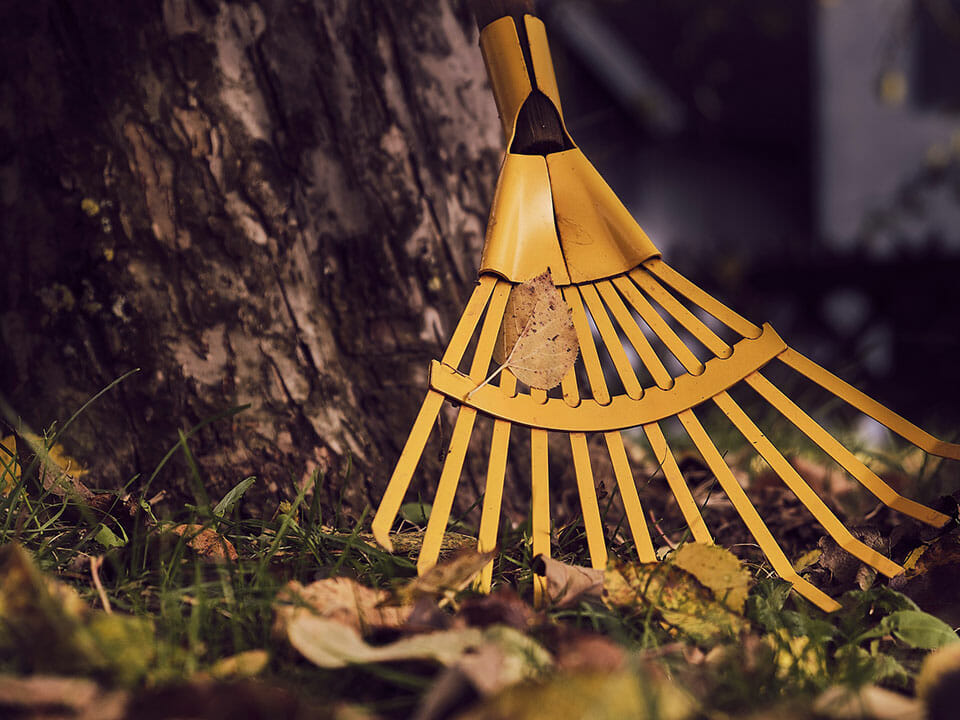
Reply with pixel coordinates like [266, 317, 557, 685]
[1, 390, 957, 719]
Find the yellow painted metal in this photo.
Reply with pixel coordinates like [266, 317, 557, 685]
[373, 277, 497, 549]
[418, 281, 512, 573]
[478, 16, 532, 142]
[570, 432, 608, 569]
[596, 279, 675, 390]
[562, 286, 612, 404]
[524, 15, 564, 120]
[372, 390, 446, 551]
[377, 9, 960, 615]
[480, 154, 571, 284]
[477, 416, 512, 592]
[615, 274, 705, 375]
[643, 421, 713, 545]
[712, 390, 904, 577]
[428, 324, 786, 430]
[779, 349, 960, 462]
[531, 428, 550, 605]
[604, 430, 657, 561]
[630, 268, 732, 358]
[546, 149, 660, 284]
[678, 408, 842, 612]
[746, 371, 952, 527]
[580, 283, 644, 399]
[644, 259, 762, 340]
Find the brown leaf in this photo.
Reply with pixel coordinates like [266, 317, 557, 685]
[0, 675, 128, 720]
[169, 524, 238, 562]
[394, 548, 496, 606]
[273, 577, 409, 636]
[493, 271, 578, 390]
[532, 554, 604, 608]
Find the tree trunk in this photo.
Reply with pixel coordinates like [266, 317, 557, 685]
[0, 0, 503, 512]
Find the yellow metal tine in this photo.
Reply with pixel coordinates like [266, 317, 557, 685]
[580, 284, 644, 399]
[477, 417, 512, 592]
[419, 283, 510, 573]
[470, 281, 512, 378]
[604, 431, 657, 562]
[780, 349, 960, 462]
[570, 432, 608, 569]
[712, 390, 904, 578]
[560, 365, 580, 407]
[418, 407, 478, 573]
[677, 408, 842, 612]
[642, 422, 713, 545]
[530, 387, 548, 404]
[613, 275, 705, 375]
[531, 428, 550, 606]
[630, 268, 732, 358]
[442, 275, 498, 367]
[500, 369, 518, 397]
[746, 371, 951, 527]
[562, 286, 612, 405]
[596, 280, 674, 390]
[372, 390, 445, 550]
[643, 259, 762, 340]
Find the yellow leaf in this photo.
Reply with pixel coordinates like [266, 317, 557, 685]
[493, 270, 579, 390]
[669, 543, 752, 613]
[394, 548, 496, 606]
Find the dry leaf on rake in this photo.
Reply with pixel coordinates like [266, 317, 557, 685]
[486, 270, 579, 391]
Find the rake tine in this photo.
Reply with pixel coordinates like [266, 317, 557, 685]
[560, 365, 580, 407]
[643, 259, 762, 340]
[779, 349, 960, 462]
[745, 371, 952, 527]
[562, 286, 612, 404]
[570, 432, 608, 568]
[630, 267, 732, 358]
[642, 421, 713, 545]
[596, 279, 674, 390]
[531, 427, 550, 605]
[678, 408, 842, 612]
[372, 391, 447, 550]
[373, 277, 499, 549]
[477, 370, 518, 591]
[604, 430, 657, 561]
[579, 284, 644, 399]
[614, 274, 705, 375]
[418, 281, 512, 573]
[712, 390, 904, 577]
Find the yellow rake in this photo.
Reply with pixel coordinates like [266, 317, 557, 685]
[371, 4, 959, 612]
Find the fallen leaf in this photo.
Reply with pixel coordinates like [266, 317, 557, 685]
[456, 625, 552, 695]
[458, 588, 537, 631]
[890, 533, 960, 628]
[0, 674, 128, 720]
[604, 557, 750, 643]
[917, 642, 960, 720]
[669, 543, 752, 613]
[274, 577, 409, 636]
[452, 669, 695, 720]
[169, 524, 238, 562]
[207, 649, 270, 680]
[813, 685, 923, 720]
[0, 543, 156, 684]
[553, 632, 626, 674]
[395, 548, 496, 606]
[533, 554, 604, 608]
[286, 614, 485, 668]
[492, 271, 578, 390]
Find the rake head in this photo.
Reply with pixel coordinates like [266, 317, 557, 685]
[372, 10, 959, 612]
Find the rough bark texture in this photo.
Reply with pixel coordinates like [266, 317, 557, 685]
[0, 0, 504, 511]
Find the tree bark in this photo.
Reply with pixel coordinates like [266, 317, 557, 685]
[0, 0, 503, 511]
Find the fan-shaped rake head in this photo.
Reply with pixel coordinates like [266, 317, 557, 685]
[371, 6, 959, 611]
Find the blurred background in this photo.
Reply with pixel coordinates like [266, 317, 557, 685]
[537, 0, 960, 435]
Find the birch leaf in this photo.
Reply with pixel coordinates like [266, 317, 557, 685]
[493, 271, 578, 390]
